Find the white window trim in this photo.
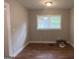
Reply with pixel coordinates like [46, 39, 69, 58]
[36, 15, 62, 30]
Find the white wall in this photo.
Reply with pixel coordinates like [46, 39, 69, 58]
[28, 9, 70, 42]
[5, 0, 29, 56]
[70, 8, 74, 47]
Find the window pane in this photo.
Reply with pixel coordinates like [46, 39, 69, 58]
[37, 16, 49, 29]
[49, 16, 61, 29]
[37, 15, 61, 30]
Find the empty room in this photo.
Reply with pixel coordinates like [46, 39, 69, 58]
[4, 0, 74, 59]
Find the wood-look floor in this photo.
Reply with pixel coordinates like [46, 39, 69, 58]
[14, 43, 74, 59]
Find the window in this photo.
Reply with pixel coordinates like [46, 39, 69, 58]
[37, 15, 61, 30]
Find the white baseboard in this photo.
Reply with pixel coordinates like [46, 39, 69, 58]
[11, 42, 29, 57]
[11, 46, 25, 57]
[70, 42, 74, 47]
[28, 41, 56, 43]
[67, 41, 74, 48]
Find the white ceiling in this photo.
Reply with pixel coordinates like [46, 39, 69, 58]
[17, 0, 74, 10]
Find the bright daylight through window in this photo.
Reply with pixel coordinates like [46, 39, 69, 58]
[37, 15, 61, 30]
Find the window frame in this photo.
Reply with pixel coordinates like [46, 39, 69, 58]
[36, 15, 62, 30]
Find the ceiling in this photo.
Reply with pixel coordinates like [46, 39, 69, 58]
[17, 0, 74, 10]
